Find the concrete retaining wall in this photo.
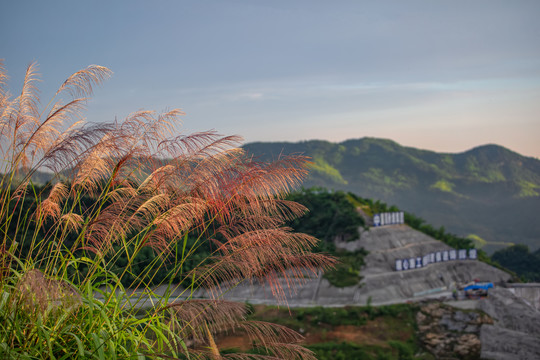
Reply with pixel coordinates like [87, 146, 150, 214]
[505, 283, 540, 311]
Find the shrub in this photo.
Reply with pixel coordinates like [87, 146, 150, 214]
[0, 61, 335, 359]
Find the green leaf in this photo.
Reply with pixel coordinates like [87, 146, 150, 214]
[67, 332, 85, 358]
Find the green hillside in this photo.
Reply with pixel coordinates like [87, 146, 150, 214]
[244, 138, 540, 253]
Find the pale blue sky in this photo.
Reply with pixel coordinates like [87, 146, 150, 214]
[2, 0, 540, 157]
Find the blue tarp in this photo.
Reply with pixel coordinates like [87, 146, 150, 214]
[464, 282, 493, 291]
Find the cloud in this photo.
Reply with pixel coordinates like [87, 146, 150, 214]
[235, 92, 264, 101]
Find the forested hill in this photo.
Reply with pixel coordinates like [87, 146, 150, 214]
[243, 138, 540, 253]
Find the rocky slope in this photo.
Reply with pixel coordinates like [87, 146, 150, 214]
[333, 225, 511, 305]
[477, 287, 540, 360]
[417, 301, 492, 359]
[185, 224, 512, 306]
[416, 290, 540, 360]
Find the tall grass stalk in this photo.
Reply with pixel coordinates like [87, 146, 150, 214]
[0, 61, 335, 359]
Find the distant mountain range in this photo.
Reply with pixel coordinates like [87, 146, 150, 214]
[243, 138, 540, 253]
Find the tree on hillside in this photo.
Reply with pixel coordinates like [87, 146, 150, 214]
[492, 245, 540, 282]
[286, 187, 365, 244]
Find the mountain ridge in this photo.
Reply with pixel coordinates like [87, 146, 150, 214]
[243, 137, 540, 253]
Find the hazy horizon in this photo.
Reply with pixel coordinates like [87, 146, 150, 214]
[2, 1, 539, 158]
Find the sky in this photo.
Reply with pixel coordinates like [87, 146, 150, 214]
[2, 0, 540, 158]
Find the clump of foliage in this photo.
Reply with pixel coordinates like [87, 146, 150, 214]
[491, 244, 540, 282]
[243, 304, 422, 360]
[286, 187, 365, 244]
[307, 342, 386, 360]
[309, 340, 420, 360]
[285, 188, 366, 287]
[293, 303, 417, 327]
[322, 249, 367, 287]
[0, 61, 335, 359]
